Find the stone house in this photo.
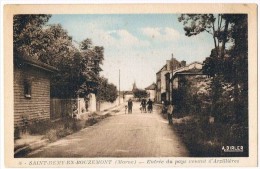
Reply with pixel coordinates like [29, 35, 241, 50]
[14, 54, 57, 131]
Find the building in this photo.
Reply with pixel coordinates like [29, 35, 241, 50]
[14, 54, 57, 131]
[123, 82, 137, 101]
[123, 91, 134, 101]
[145, 83, 156, 101]
[170, 62, 210, 104]
[171, 62, 204, 90]
[155, 57, 186, 103]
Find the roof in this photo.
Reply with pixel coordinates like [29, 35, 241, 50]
[175, 68, 203, 75]
[14, 52, 58, 73]
[145, 83, 156, 90]
[156, 58, 182, 74]
[156, 64, 167, 74]
[172, 62, 203, 79]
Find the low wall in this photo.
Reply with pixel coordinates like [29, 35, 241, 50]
[97, 97, 124, 112]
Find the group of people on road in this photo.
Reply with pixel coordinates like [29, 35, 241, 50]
[125, 98, 175, 125]
[140, 98, 153, 113]
[125, 98, 153, 114]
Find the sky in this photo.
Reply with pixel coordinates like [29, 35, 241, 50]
[48, 14, 214, 91]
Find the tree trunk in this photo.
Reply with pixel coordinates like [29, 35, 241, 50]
[220, 18, 230, 58]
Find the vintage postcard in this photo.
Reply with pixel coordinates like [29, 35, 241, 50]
[3, 3, 258, 168]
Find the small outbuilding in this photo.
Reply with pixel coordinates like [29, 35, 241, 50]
[13, 54, 57, 131]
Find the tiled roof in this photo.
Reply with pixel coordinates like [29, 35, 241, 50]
[14, 52, 58, 73]
[145, 83, 156, 90]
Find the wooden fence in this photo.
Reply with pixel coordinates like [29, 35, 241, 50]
[50, 98, 78, 120]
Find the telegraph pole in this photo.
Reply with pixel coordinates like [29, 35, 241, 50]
[119, 69, 120, 105]
[171, 54, 174, 104]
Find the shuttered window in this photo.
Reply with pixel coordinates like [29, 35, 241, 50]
[24, 80, 32, 98]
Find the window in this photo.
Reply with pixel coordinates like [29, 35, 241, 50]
[24, 80, 32, 98]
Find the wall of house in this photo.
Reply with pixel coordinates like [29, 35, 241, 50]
[14, 65, 51, 128]
[147, 89, 156, 101]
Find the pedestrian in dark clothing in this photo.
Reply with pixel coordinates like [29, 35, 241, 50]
[128, 99, 133, 113]
[140, 99, 147, 113]
[147, 99, 153, 113]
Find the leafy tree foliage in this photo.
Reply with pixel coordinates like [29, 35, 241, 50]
[13, 14, 115, 99]
[96, 77, 118, 102]
[133, 89, 148, 100]
[76, 38, 105, 97]
[179, 14, 248, 124]
[14, 15, 52, 58]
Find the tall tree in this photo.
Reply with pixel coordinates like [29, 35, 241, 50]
[77, 39, 104, 96]
[96, 77, 118, 102]
[14, 15, 51, 57]
[178, 14, 248, 124]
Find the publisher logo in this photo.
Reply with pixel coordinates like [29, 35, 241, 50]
[222, 146, 243, 152]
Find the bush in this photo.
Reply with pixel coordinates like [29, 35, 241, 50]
[174, 114, 248, 157]
[85, 117, 98, 126]
[14, 127, 21, 139]
[44, 129, 58, 142]
[28, 120, 53, 135]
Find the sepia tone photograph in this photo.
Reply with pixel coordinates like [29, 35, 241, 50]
[3, 3, 258, 168]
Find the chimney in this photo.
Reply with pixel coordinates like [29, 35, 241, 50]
[181, 60, 186, 67]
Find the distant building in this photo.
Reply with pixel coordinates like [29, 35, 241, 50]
[123, 91, 134, 101]
[145, 83, 156, 101]
[14, 53, 57, 132]
[123, 82, 137, 101]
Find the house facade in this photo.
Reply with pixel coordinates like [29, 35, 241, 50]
[155, 58, 186, 103]
[14, 54, 57, 129]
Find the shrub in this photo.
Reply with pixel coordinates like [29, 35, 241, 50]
[44, 129, 58, 142]
[85, 117, 98, 127]
[28, 119, 53, 135]
[14, 127, 21, 139]
[56, 128, 72, 138]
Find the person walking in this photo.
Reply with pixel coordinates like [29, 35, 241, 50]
[147, 99, 153, 113]
[128, 99, 133, 114]
[140, 98, 147, 113]
[167, 103, 174, 124]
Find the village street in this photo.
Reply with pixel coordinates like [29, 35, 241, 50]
[27, 102, 189, 157]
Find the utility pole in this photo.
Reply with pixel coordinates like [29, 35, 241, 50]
[171, 54, 174, 104]
[119, 69, 120, 105]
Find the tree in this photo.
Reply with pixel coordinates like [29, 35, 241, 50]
[13, 15, 118, 101]
[133, 89, 148, 100]
[179, 14, 248, 125]
[13, 14, 52, 58]
[76, 39, 105, 97]
[178, 14, 231, 60]
[96, 77, 118, 103]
